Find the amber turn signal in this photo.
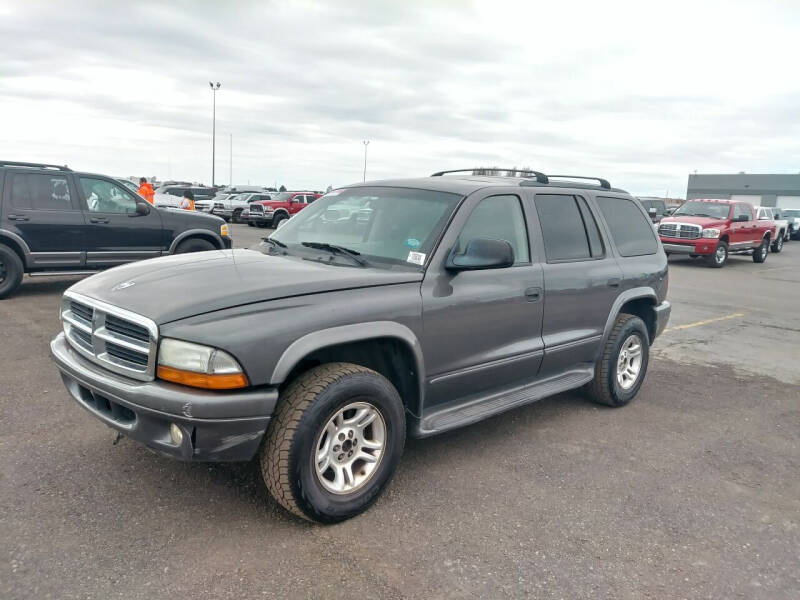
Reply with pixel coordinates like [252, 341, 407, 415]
[157, 365, 248, 390]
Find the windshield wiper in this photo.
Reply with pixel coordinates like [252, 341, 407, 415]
[263, 237, 286, 248]
[301, 241, 368, 267]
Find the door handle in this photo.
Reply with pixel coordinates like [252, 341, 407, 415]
[524, 286, 542, 302]
[607, 278, 621, 288]
[89, 217, 109, 224]
[7, 214, 29, 221]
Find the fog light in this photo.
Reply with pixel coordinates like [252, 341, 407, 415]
[170, 423, 184, 446]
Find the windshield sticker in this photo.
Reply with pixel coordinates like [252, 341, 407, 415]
[407, 251, 426, 265]
[405, 238, 420, 249]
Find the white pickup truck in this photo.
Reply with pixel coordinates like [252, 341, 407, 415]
[756, 206, 789, 253]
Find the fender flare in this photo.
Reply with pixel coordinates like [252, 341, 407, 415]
[272, 209, 290, 219]
[0, 230, 32, 266]
[269, 320, 426, 406]
[601, 287, 658, 345]
[168, 229, 224, 253]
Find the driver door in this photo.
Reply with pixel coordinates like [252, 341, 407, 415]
[77, 176, 165, 266]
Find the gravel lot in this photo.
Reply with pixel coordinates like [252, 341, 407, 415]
[1, 224, 798, 599]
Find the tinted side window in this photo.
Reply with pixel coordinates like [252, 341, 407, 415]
[11, 173, 74, 210]
[534, 194, 592, 261]
[596, 196, 658, 257]
[458, 195, 530, 264]
[576, 196, 604, 257]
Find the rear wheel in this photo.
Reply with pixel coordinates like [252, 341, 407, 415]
[174, 238, 216, 254]
[771, 234, 783, 253]
[260, 363, 405, 523]
[705, 241, 728, 268]
[753, 238, 768, 263]
[0, 245, 24, 299]
[587, 314, 649, 407]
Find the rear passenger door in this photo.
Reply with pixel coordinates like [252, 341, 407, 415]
[530, 193, 622, 377]
[2, 170, 86, 267]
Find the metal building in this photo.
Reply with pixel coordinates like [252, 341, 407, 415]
[686, 173, 800, 208]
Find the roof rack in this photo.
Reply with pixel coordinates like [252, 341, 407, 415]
[547, 175, 611, 189]
[431, 168, 549, 184]
[0, 161, 72, 171]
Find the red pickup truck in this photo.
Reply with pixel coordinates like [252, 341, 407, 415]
[247, 191, 322, 228]
[657, 199, 772, 268]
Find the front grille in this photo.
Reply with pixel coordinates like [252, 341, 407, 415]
[106, 314, 149, 342]
[658, 223, 701, 239]
[70, 301, 93, 325]
[250, 204, 263, 214]
[214, 202, 225, 209]
[62, 293, 158, 381]
[77, 385, 136, 425]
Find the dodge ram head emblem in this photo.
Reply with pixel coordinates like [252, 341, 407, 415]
[112, 280, 136, 291]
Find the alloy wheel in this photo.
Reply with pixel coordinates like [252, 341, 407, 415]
[314, 402, 386, 495]
[616, 335, 643, 390]
[715, 245, 726, 264]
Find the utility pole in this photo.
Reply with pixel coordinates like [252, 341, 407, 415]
[209, 81, 221, 186]
[362, 140, 370, 182]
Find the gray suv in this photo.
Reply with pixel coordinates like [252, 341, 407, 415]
[50, 169, 671, 523]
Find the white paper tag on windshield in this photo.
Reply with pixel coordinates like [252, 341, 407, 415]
[407, 251, 426, 265]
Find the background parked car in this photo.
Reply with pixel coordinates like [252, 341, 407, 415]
[756, 206, 789, 252]
[153, 185, 216, 209]
[115, 178, 143, 196]
[248, 191, 321, 228]
[637, 198, 670, 223]
[781, 208, 800, 239]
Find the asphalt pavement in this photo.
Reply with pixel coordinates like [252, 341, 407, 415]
[1, 225, 798, 599]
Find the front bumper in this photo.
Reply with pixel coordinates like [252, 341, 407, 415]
[250, 213, 274, 225]
[222, 236, 233, 249]
[653, 300, 671, 339]
[50, 332, 277, 461]
[660, 237, 718, 255]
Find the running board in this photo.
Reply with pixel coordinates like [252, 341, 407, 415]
[414, 366, 594, 437]
[29, 271, 101, 277]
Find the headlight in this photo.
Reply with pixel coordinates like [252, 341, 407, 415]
[263, 206, 274, 213]
[220, 223, 229, 237]
[157, 338, 248, 389]
[702, 228, 720, 238]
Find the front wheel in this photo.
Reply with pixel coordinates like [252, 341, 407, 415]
[705, 241, 728, 268]
[771, 235, 783, 253]
[753, 238, 768, 263]
[260, 363, 405, 523]
[0, 245, 24, 299]
[174, 238, 216, 254]
[232, 209, 243, 223]
[587, 314, 649, 407]
[272, 214, 287, 229]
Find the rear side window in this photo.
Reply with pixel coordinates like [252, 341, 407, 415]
[596, 196, 658, 257]
[10, 173, 74, 210]
[535, 194, 604, 262]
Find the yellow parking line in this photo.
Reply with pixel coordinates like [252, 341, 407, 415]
[663, 312, 744, 333]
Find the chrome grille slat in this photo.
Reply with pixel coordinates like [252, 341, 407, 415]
[61, 291, 158, 381]
[658, 223, 701, 240]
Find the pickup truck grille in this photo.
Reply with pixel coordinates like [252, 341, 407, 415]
[658, 223, 701, 239]
[249, 204, 264, 214]
[61, 292, 158, 381]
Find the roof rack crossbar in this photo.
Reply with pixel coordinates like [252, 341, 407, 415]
[0, 161, 71, 171]
[431, 168, 549, 184]
[547, 175, 611, 189]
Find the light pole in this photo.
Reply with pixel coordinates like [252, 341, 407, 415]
[362, 140, 370, 182]
[209, 81, 221, 186]
[229, 133, 233, 186]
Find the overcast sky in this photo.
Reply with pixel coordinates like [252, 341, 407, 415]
[2, 0, 799, 196]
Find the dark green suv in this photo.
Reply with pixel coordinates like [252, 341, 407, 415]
[0, 161, 232, 298]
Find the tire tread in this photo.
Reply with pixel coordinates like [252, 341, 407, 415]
[589, 313, 638, 407]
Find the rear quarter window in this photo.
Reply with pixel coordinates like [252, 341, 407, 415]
[596, 196, 658, 257]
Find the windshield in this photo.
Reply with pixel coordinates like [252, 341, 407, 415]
[268, 186, 462, 267]
[268, 192, 293, 202]
[673, 201, 730, 219]
[782, 209, 800, 218]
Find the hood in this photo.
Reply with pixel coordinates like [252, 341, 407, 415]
[660, 216, 728, 228]
[68, 249, 422, 324]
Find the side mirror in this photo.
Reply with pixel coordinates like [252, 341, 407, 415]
[734, 214, 749, 222]
[446, 238, 514, 271]
[131, 202, 150, 216]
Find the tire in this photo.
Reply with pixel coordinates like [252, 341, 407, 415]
[174, 238, 216, 254]
[247, 221, 255, 227]
[587, 314, 649, 407]
[771, 234, 783, 253]
[705, 241, 728, 268]
[232, 209, 243, 223]
[272, 213, 287, 228]
[753, 238, 768, 263]
[260, 362, 405, 523]
[0, 245, 24, 299]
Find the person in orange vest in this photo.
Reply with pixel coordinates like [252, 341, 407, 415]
[138, 178, 155, 204]
[179, 190, 195, 211]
